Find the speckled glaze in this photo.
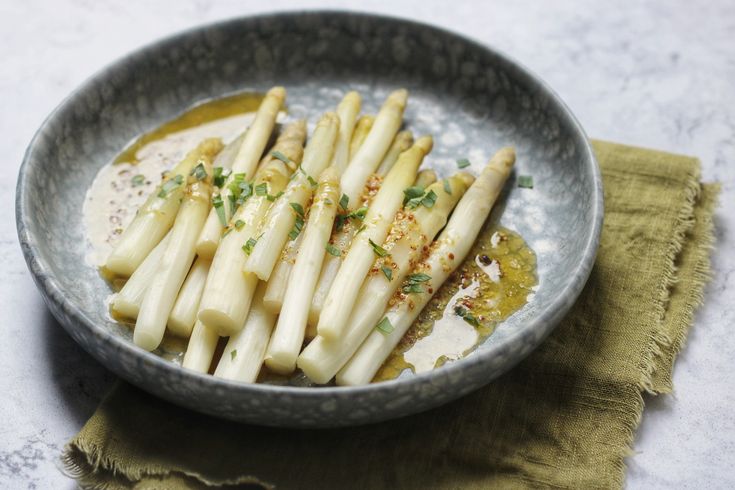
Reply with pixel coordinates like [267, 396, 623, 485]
[16, 11, 602, 428]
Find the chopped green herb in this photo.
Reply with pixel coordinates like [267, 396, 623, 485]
[289, 202, 305, 217]
[369, 239, 390, 257]
[242, 237, 258, 255]
[381, 266, 393, 281]
[376, 317, 394, 334]
[271, 150, 291, 164]
[357, 224, 367, 234]
[213, 167, 230, 187]
[324, 198, 333, 205]
[212, 195, 227, 226]
[157, 174, 184, 198]
[190, 163, 208, 181]
[238, 181, 253, 199]
[443, 179, 452, 194]
[335, 214, 346, 232]
[266, 190, 284, 202]
[234, 219, 245, 230]
[255, 182, 268, 196]
[339, 193, 349, 211]
[289, 215, 304, 241]
[349, 206, 368, 220]
[457, 158, 471, 169]
[402, 185, 425, 205]
[325, 244, 341, 257]
[307, 174, 318, 188]
[131, 174, 146, 187]
[230, 349, 237, 361]
[518, 175, 534, 189]
[421, 190, 437, 208]
[454, 305, 480, 327]
[402, 272, 432, 294]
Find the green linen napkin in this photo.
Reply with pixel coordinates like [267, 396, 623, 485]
[62, 141, 719, 489]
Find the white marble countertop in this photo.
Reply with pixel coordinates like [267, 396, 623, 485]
[1, 1, 733, 488]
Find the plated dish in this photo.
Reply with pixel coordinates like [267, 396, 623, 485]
[88, 87, 538, 387]
[17, 12, 602, 427]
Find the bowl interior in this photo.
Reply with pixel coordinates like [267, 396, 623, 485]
[18, 12, 600, 426]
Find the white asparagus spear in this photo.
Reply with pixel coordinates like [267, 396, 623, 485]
[262, 95, 362, 314]
[214, 282, 275, 382]
[182, 321, 219, 373]
[196, 87, 286, 259]
[330, 91, 361, 174]
[375, 130, 413, 176]
[414, 169, 437, 188]
[340, 90, 408, 211]
[317, 136, 432, 341]
[197, 121, 306, 337]
[106, 139, 223, 276]
[349, 115, 375, 160]
[264, 168, 340, 374]
[298, 174, 472, 383]
[244, 113, 340, 281]
[337, 148, 516, 385]
[167, 257, 210, 338]
[110, 232, 171, 320]
[262, 230, 303, 314]
[134, 152, 216, 351]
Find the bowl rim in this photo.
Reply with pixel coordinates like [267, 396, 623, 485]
[16, 9, 603, 398]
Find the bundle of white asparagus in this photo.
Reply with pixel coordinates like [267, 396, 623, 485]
[106, 86, 515, 386]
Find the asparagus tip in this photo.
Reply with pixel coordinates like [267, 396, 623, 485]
[414, 135, 434, 155]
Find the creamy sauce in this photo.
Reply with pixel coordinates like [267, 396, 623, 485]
[374, 226, 537, 382]
[85, 92, 538, 383]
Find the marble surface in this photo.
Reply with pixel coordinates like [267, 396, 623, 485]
[1, 0, 732, 488]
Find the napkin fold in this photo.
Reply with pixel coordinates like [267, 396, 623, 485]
[63, 141, 719, 489]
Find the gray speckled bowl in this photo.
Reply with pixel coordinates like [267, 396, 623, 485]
[16, 11, 602, 428]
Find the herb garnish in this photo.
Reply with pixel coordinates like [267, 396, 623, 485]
[339, 193, 349, 211]
[131, 174, 146, 187]
[289, 202, 305, 217]
[381, 265, 393, 281]
[376, 317, 394, 334]
[443, 179, 452, 194]
[325, 244, 341, 257]
[457, 158, 471, 169]
[402, 186, 425, 205]
[271, 150, 291, 164]
[454, 305, 480, 327]
[369, 239, 390, 257]
[157, 174, 184, 198]
[242, 237, 258, 255]
[518, 175, 534, 189]
[255, 183, 268, 196]
[405, 189, 437, 210]
[289, 215, 305, 240]
[402, 273, 431, 294]
[234, 219, 245, 230]
[307, 175, 318, 189]
[230, 349, 238, 361]
[190, 163, 208, 181]
[212, 195, 226, 226]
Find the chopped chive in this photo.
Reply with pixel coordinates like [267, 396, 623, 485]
[421, 190, 437, 208]
[307, 175, 318, 188]
[212, 195, 226, 226]
[131, 174, 146, 187]
[402, 185, 425, 205]
[376, 317, 394, 334]
[242, 237, 258, 255]
[518, 175, 534, 189]
[369, 239, 390, 257]
[234, 219, 245, 230]
[190, 163, 208, 181]
[402, 272, 431, 294]
[271, 150, 291, 164]
[289, 202, 305, 217]
[157, 174, 184, 198]
[407, 273, 431, 283]
[335, 214, 346, 232]
[213, 167, 230, 187]
[454, 305, 480, 327]
[443, 179, 452, 194]
[289, 215, 304, 240]
[339, 193, 349, 211]
[349, 206, 368, 220]
[230, 349, 237, 361]
[381, 266, 393, 281]
[255, 182, 268, 196]
[325, 244, 341, 257]
[457, 158, 471, 169]
[239, 181, 253, 200]
[267, 190, 284, 202]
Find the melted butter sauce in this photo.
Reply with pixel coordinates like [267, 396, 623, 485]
[83, 92, 265, 267]
[374, 226, 537, 382]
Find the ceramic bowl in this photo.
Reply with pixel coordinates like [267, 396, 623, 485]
[16, 11, 603, 428]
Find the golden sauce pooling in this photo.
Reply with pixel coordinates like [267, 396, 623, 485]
[374, 225, 537, 382]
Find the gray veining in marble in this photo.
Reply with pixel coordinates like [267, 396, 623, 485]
[1, 0, 734, 488]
